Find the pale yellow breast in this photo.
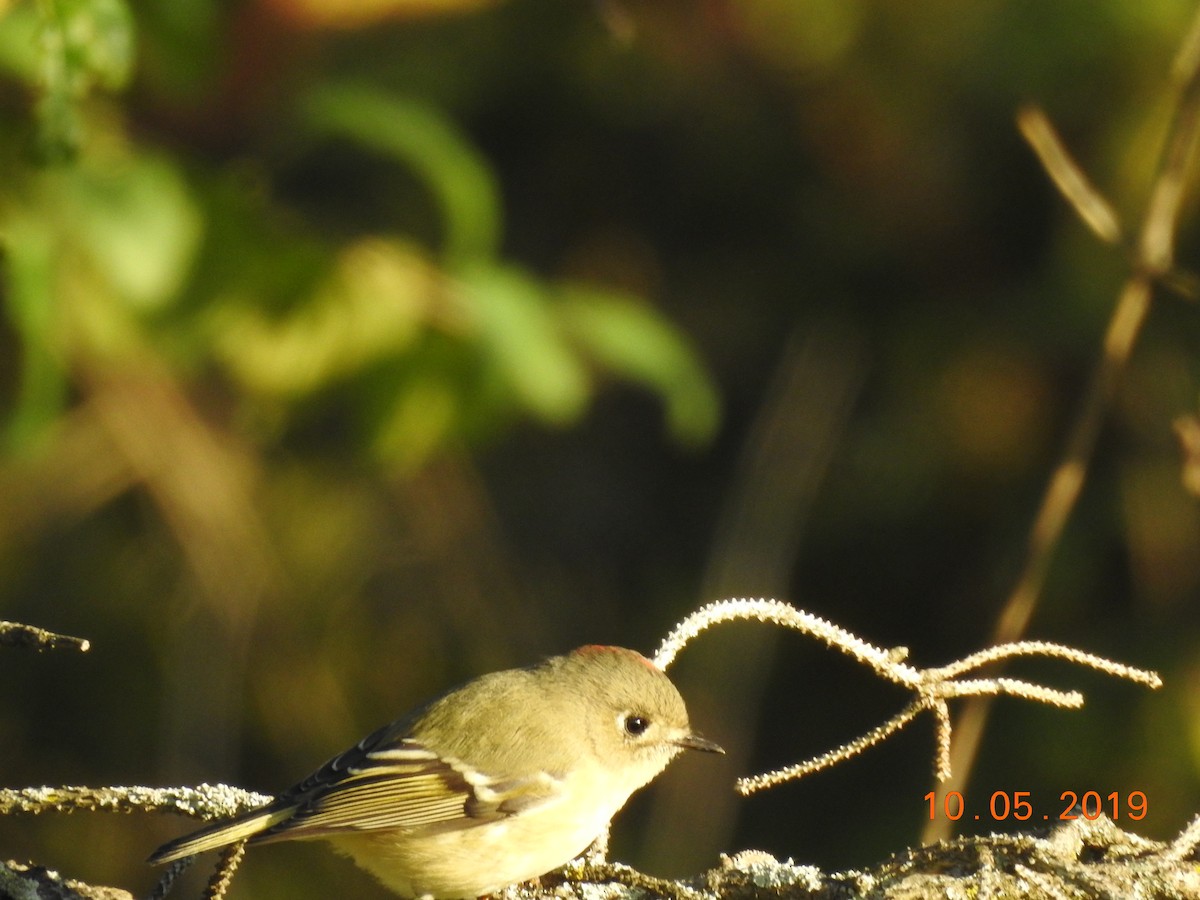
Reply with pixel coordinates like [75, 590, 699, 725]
[326, 785, 617, 898]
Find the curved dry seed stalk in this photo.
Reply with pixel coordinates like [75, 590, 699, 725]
[654, 597, 907, 677]
[657, 598, 1160, 791]
[931, 640, 1163, 686]
[934, 678, 1081, 705]
[147, 857, 194, 900]
[204, 841, 246, 900]
[734, 701, 926, 795]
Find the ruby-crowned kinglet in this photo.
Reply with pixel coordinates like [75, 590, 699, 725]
[149, 645, 721, 898]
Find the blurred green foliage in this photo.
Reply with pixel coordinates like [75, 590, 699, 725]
[1, 0, 718, 470]
[22, 0, 134, 160]
[1, 0, 1199, 897]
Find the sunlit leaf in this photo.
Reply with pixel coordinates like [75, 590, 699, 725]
[55, 152, 201, 311]
[463, 265, 589, 426]
[212, 239, 450, 395]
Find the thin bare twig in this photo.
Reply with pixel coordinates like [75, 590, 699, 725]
[1018, 96, 1200, 303]
[1017, 106, 1123, 246]
[0, 621, 90, 653]
[1175, 413, 1200, 496]
[930, 5, 1200, 843]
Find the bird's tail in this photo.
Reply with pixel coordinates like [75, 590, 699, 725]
[148, 802, 294, 865]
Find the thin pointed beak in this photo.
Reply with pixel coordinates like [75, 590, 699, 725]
[675, 732, 724, 754]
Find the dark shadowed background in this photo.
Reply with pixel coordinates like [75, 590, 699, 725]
[1, 0, 1198, 896]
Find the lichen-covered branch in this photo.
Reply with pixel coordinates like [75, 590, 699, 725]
[0, 859, 133, 900]
[0, 784, 271, 822]
[5, 813, 1200, 900]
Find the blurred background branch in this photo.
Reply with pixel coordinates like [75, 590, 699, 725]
[927, 5, 1200, 843]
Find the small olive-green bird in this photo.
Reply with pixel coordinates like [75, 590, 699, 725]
[149, 645, 722, 898]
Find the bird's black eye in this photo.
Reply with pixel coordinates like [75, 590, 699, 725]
[623, 714, 650, 736]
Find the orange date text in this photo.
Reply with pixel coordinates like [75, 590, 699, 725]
[923, 790, 1147, 822]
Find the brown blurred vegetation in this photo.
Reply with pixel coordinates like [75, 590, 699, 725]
[1, 0, 1199, 897]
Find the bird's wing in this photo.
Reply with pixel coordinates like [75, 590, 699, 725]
[252, 731, 565, 842]
[149, 722, 565, 864]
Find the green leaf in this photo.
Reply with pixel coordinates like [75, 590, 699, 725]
[302, 83, 501, 266]
[559, 285, 720, 446]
